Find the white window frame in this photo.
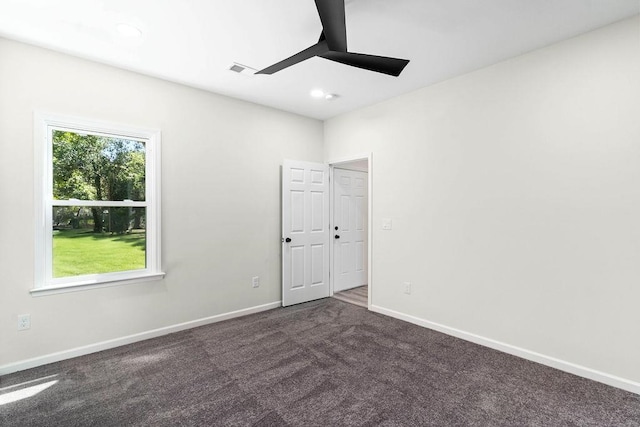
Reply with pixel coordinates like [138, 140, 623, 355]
[33, 112, 164, 296]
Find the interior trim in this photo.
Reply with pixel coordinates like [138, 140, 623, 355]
[370, 304, 640, 395]
[0, 301, 281, 376]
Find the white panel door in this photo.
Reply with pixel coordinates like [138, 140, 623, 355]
[282, 160, 330, 306]
[333, 168, 368, 292]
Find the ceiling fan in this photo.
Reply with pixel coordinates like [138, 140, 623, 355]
[256, 0, 410, 77]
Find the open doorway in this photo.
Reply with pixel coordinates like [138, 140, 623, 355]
[280, 155, 372, 308]
[329, 155, 371, 308]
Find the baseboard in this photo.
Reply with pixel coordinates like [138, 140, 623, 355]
[370, 304, 640, 395]
[0, 301, 281, 376]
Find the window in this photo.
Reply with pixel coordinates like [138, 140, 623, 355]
[34, 113, 163, 294]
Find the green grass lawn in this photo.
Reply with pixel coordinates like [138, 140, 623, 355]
[53, 229, 146, 277]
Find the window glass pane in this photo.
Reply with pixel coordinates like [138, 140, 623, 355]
[52, 130, 146, 201]
[52, 206, 146, 278]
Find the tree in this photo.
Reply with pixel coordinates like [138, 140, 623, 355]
[52, 131, 146, 233]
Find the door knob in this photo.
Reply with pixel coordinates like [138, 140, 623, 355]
[335, 226, 339, 230]
[334, 235, 340, 239]
[285, 237, 291, 243]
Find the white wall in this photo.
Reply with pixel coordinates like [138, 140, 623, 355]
[0, 38, 323, 367]
[325, 16, 640, 385]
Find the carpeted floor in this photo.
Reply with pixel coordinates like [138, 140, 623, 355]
[1, 299, 639, 426]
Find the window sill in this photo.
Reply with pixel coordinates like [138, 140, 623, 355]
[31, 272, 165, 297]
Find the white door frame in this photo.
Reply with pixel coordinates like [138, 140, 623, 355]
[328, 152, 373, 309]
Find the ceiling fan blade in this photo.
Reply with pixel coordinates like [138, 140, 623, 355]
[256, 41, 329, 75]
[320, 51, 410, 76]
[314, 0, 347, 52]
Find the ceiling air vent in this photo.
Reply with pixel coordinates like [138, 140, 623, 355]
[229, 63, 257, 75]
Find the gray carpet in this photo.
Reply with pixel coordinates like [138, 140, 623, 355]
[1, 299, 639, 426]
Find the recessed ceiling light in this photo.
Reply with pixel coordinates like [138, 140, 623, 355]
[116, 23, 142, 38]
[310, 89, 339, 101]
[310, 89, 325, 98]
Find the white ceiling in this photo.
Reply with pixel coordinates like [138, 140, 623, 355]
[0, 0, 638, 120]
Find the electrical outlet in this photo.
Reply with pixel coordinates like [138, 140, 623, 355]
[252, 276, 260, 288]
[17, 314, 31, 331]
[403, 282, 412, 295]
